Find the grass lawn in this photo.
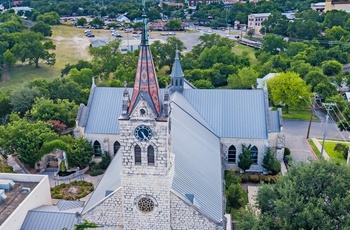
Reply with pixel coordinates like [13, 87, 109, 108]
[0, 23, 93, 91]
[308, 139, 320, 158]
[277, 106, 318, 121]
[318, 140, 347, 163]
[232, 43, 257, 65]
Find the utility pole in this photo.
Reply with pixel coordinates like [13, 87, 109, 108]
[320, 103, 335, 159]
[299, 95, 315, 139]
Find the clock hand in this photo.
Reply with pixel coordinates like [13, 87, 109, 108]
[141, 131, 148, 140]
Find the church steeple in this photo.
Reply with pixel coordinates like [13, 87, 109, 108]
[128, 0, 161, 116]
[170, 49, 184, 93]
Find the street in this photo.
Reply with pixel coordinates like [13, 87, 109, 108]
[283, 110, 350, 162]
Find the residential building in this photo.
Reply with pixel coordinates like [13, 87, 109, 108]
[248, 12, 295, 34]
[325, 0, 350, 12]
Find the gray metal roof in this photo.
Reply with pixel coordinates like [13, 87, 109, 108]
[182, 89, 269, 139]
[82, 86, 271, 139]
[171, 92, 224, 223]
[56, 200, 84, 211]
[83, 150, 122, 213]
[171, 51, 184, 79]
[84, 87, 126, 134]
[269, 110, 281, 132]
[21, 211, 78, 230]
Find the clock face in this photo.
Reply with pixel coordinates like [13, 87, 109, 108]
[134, 125, 153, 141]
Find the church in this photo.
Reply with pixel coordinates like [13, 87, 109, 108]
[71, 3, 282, 230]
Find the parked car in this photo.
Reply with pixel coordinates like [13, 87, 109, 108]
[160, 32, 168, 36]
[133, 34, 140, 37]
[87, 34, 95, 37]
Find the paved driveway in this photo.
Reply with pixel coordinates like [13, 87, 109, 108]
[283, 115, 350, 163]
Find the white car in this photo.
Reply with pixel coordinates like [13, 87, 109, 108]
[133, 34, 140, 37]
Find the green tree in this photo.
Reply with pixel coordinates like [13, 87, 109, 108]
[227, 67, 258, 89]
[67, 138, 94, 168]
[238, 144, 253, 173]
[323, 10, 349, 29]
[305, 71, 328, 92]
[36, 12, 60, 25]
[190, 34, 234, 59]
[28, 97, 79, 127]
[76, 18, 87, 27]
[247, 29, 255, 38]
[151, 36, 185, 71]
[289, 60, 313, 78]
[89, 39, 123, 77]
[10, 86, 41, 115]
[48, 78, 82, 103]
[166, 19, 182, 30]
[322, 60, 342, 76]
[314, 81, 337, 101]
[30, 21, 52, 37]
[68, 68, 94, 89]
[192, 79, 214, 89]
[268, 72, 311, 113]
[3, 49, 16, 68]
[11, 32, 56, 68]
[0, 90, 12, 123]
[0, 113, 57, 167]
[262, 148, 281, 175]
[262, 34, 287, 55]
[237, 160, 350, 229]
[89, 18, 104, 28]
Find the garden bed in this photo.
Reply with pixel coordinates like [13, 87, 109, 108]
[51, 180, 94, 200]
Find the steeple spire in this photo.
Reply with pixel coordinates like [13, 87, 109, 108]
[170, 48, 184, 93]
[128, 0, 161, 116]
[141, 0, 148, 46]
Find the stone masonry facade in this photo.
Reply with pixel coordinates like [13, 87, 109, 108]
[82, 189, 124, 229]
[170, 192, 220, 229]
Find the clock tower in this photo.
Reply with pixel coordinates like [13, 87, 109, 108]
[118, 0, 173, 228]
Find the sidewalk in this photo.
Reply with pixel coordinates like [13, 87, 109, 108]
[311, 138, 331, 160]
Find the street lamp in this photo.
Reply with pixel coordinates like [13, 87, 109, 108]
[299, 95, 315, 139]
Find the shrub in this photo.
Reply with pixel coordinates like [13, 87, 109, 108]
[100, 153, 111, 170]
[90, 169, 104, 176]
[248, 175, 260, 183]
[240, 174, 249, 183]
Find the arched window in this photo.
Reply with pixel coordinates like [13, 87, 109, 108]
[93, 140, 101, 157]
[228, 145, 236, 163]
[175, 79, 178, 86]
[135, 145, 141, 165]
[250, 146, 258, 164]
[180, 79, 183, 86]
[114, 141, 120, 156]
[147, 145, 155, 165]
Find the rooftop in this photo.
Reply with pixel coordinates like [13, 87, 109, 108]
[0, 181, 38, 225]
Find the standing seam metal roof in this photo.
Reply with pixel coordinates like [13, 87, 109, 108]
[182, 89, 268, 139]
[83, 87, 270, 139]
[171, 93, 224, 223]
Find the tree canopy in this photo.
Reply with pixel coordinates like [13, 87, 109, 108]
[237, 160, 350, 230]
[268, 72, 311, 113]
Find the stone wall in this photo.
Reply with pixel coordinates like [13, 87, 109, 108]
[170, 192, 220, 229]
[221, 138, 268, 172]
[82, 189, 124, 229]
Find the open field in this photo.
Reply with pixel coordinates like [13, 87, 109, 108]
[0, 23, 258, 91]
[0, 23, 95, 90]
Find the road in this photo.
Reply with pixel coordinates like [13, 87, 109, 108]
[283, 109, 350, 162]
